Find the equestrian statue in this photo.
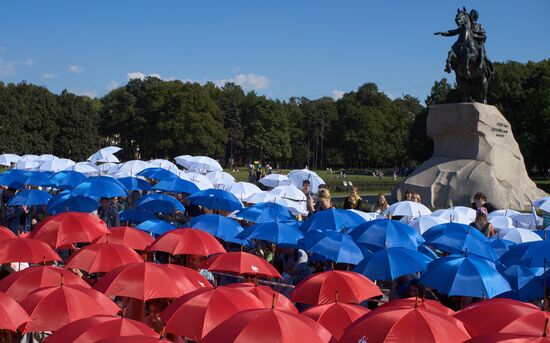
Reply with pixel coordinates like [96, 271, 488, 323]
[435, 8, 494, 103]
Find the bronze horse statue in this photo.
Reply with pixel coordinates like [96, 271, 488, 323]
[435, 8, 493, 103]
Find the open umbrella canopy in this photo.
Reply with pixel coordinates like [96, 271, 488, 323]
[185, 172, 214, 190]
[46, 194, 99, 215]
[0, 292, 30, 332]
[0, 153, 20, 166]
[188, 188, 243, 212]
[379, 297, 455, 315]
[300, 208, 365, 233]
[291, 270, 381, 305]
[339, 302, 471, 343]
[65, 162, 100, 176]
[237, 220, 304, 247]
[94, 336, 173, 343]
[490, 238, 516, 258]
[497, 227, 542, 244]
[161, 286, 266, 341]
[31, 212, 109, 248]
[44, 315, 158, 343]
[0, 265, 90, 302]
[0, 226, 15, 242]
[235, 202, 294, 223]
[8, 189, 52, 206]
[119, 208, 157, 224]
[302, 302, 370, 341]
[423, 222, 490, 242]
[454, 298, 542, 337]
[16, 171, 55, 187]
[0, 237, 61, 264]
[135, 193, 185, 214]
[288, 169, 325, 194]
[421, 254, 511, 299]
[383, 200, 432, 218]
[152, 178, 200, 195]
[428, 229, 498, 261]
[224, 282, 298, 314]
[497, 264, 544, 302]
[137, 167, 179, 180]
[270, 185, 307, 202]
[201, 308, 332, 343]
[508, 240, 550, 267]
[88, 146, 121, 164]
[184, 214, 245, 244]
[21, 285, 120, 333]
[259, 173, 291, 188]
[229, 182, 262, 200]
[299, 231, 364, 265]
[0, 169, 26, 188]
[94, 262, 211, 301]
[348, 219, 425, 251]
[354, 247, 432, 281]
[148, 228, 226, 256]
[207, 251, 281, 278]
[409, 216, 449, 235]
[244, 191, 277, 204]
[94, 226, 154, 251]
[206, 171, 235, 189]
[432, 207, 477, 224]
[71, 176, 127, 198]
[186, 156, 223, 173]
[66, 243, 144, 273]
[117, 177, 152, 191]
[534, 196, 550, 212]
[135, 219, 176, 236]
[49, 170, 87, 190]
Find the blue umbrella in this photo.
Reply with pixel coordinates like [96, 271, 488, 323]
[420, 254, 511, 298]
[184, 214, 245, 244]
[235, 202, 294, 223]
[423, 222, 489, 243]
[152, 178, 199, 195]
[8, 189, 52, 206]
[428, 230, 498, 261]
[71, 176, 127, 198]
[136, 219, 176, 235]
[299, 208, 364, 233]
[354, 247, 432, 281]
[119, 208, 157, 224]
[137, 167, 179, 180]
[135, 193, 184, 214]
[497, 264, 544, 301]
[237, 220, 304, 247]
[19, 171, 55, 187]
[117, 177, 152, 191]
[418, 245, 439, 260]
[511, 241, 550, 268]
[299, 231, 364, 265]
[0, 169, 26, 189]
[49, 170, 87, 190]
[46, 194, 99, 214]
[489, 238, 516, 258]
[188, 189, 243, 212]
[348, 219, 425, 251]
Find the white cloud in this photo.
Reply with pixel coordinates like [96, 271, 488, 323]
[24, 58, 34, 67]
[331, 90, 345, 100]
[106, 80, 119, 91]
[127, 71, 174, 81]
[0, 58, 17, 76]
[42, 73, 57, 79]
[68, 65, 83, 74]
[216, 73, 271, 90]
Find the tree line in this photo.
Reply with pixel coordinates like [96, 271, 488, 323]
[0, 59, 548, 174]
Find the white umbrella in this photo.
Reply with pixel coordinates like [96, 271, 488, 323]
[186, 156, 222, 173]
[244, 191, 277, 204]
[0, 154, 20, 166]
[174, 155, 195, 169]
[275, 197, 308, 216]
[347, 209, 382, 222]
[409, 216, 449, 235]
[488, 209, 521, 220]
[509, 213, 543, 229]
[36, 154, 58, 162]
[451, 206, 477, 222]
[229, 182, 262, 200]
[259, 174, 291, 188]
[206, 171, 236, 189]
[489, 216, 516, 230]
[533, 196, 550, 213]
[110, 160, 152, 178]
[149, 159, 179, 171]
[19, 154, 39, 162]
[65, 162, 100, 176]
[98, 163, 118, 175]
[88, 146, 121, 164]
[384, 201, 432, 218]
[270, 185, 307, 202]
[288, 169, 325, 193]
[16, 160, 40, 170]
[431, 208, 471, 224]
[38, 158, 75, 172]
[186, 172, 214, 190]
[496, 227, 542, 243]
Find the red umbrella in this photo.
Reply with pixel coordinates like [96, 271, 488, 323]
[225, 282, 298, 314]
[44, 315, 158, 343]
[207, 251, 282, 278]
[94, 262, 211, 301]
[95, 336, 173, 343]
[94, 226, 154, 250]
[31, 212, 109, 248]
[380, 297, 455, 316]
[499, 311, 550, 336]
[0, 292, 30, 332]
[290, 270, 382, 305]
[0, 226, 16, 241]
[0, 237, 61, 264]
[302, 302, 370, 341]
[0, 265, 90, 302]
[20, 285, 120, 332]
[339, 305, 471, 343]
[148, 228, 226, 256]
[466, 332, 550, 342]
[161, 286, 266, 341]
[65, 243, 144, 273]
[454, 298, 541, 337]
[201, 308, 333, 343]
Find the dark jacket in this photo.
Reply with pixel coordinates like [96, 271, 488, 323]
[98, 206, 120, 228]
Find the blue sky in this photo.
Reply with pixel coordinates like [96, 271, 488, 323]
[1, 1, 548, 102]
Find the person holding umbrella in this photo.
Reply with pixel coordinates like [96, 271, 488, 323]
[98, 197, 120, 228]
[469, 207, 495, 238]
